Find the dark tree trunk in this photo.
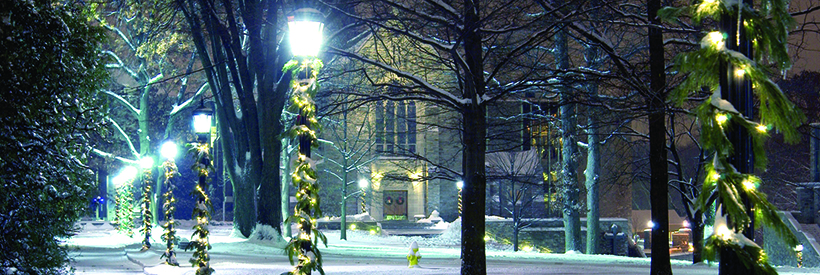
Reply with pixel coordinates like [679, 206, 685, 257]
[648, 0, 671, 274]
[461, 1, 487, 273]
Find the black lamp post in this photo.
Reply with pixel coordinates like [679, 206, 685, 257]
[287, 7, 324, 275]
[189, 101, 214, 274]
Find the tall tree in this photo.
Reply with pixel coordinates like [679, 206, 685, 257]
[325, 1, 577, 273]
[177, 0, 292, 236]
[0, 0, 108, 272]
[648, 0, 671, 273]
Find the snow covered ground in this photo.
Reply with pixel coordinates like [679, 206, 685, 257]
[66, 220, 820, 274]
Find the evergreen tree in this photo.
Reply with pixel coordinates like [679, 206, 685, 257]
[661, 0, 804, 273]
[0, 0, 108, 273]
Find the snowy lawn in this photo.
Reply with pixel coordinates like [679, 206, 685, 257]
[66, 220, 820, 274]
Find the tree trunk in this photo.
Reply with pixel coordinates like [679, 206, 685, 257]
[691, 219, 704, 263]
[556, 7, 582, 252]
[257, 134, 282, 231]
[233, 170, 257, 237]
[585, 109, 600, 254]
[648, 0, 671, 273]
[461, 2, 487, 273]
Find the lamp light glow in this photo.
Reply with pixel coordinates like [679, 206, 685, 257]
[160, 141, 178, 160]
[358, 178, 368, 189]
[192, 102, 212, 135]
[113, 166, 138, 187]
[139, 156, 154, 169]
[456, 180, 464, 189]
[288, 8, 324, 57]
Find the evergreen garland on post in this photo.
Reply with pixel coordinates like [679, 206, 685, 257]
[284, 59, 327, 275]
[660, 0, 804, 273]
[115, 175, 135, 237]
[141, 169, 154, 251]
[186, 143, 214, 275]
[160, 160, 180, 266]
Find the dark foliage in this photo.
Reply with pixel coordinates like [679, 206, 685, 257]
[0, 0, 108, 273]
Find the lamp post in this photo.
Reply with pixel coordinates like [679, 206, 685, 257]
[139, 156, 154, 251]
[159, 141, 179, 266]
[190, 102, 214, 274]
[286, 7, 324, 275]
[456, 180, 464, 216]
[113, 166, 138, 237]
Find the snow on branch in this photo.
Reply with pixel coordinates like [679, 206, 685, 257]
[103, 50, 139, 81]
[170, 82, 210, 116]
[102, 90, 140, 116]
[107, 116, 140, 158]
[91, 148, 138, 165]
[328, 46, 469, 107]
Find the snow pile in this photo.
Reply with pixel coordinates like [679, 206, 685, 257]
[248, 224, 288, 248]
[415, 210, 443, 224]
[436, 217, 460, 243]
[320, 213, 376, 222]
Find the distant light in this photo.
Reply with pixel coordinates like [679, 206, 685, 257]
[484, 234, 491, 241]
[160, 141, 178, 160]
[139, 156, 154, 169]
[358, 178, 368, 189]
[522, 246, 533, 252]
[755, 124, 768, 133]
[711, 173, 721, 181]
[647, 221, 655, 229]
[796, 245, 804, 252]
[349, 224, 356, 231]
[456, 181, 464, 189]
[682, 220, 690, 228]
[370, 229, 377, 235]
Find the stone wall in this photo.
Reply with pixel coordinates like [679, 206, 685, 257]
[763, 211, 820, 267]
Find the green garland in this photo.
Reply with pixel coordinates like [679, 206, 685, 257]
[186, 143, 214, 275]
[115, 175, 135, 237]
[284, 58, 327, 275]
[661, 0, 804, 273]
[160, 160, 180, 266]
[141, 169, 153, 250]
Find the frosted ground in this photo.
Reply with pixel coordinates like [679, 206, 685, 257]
[66, 217, 820, 275]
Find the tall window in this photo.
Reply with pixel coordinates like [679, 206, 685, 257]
[375, 100, 416, 153]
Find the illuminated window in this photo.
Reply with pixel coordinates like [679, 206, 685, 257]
[375, 100, 416, 153]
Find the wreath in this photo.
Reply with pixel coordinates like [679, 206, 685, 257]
[396, 197, 405, 205]
[384, 196, 393, 205]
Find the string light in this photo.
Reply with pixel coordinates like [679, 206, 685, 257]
[742, 179, 756, 191]
[755, 124, 768, 133]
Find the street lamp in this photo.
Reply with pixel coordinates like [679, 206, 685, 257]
[288, 8, 324, 58]
[287, 7, 324, 275]
[159, 140, 180, 266]
[161, 141, 178, 161]
[192, 101, 212, 143]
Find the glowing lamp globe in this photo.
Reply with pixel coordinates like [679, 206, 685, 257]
[160, 141, 178, 160]
[288, 8, 324, 57]
[139, 156, 154, 169]
[456, 180, 464, 190]
[358, 178, 368, 189]
[113, 166, 138, 187]
[192, 102, 213, 135]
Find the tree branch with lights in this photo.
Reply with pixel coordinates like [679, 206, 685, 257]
[661, 0, 804, 273]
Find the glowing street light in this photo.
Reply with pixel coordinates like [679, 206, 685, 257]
[288, 8, 324, 58]
[139, 156, 154, 170]
[192, 101, 212, 143]
[160, 141, 178, 161]
[113, 166, 138, 187]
